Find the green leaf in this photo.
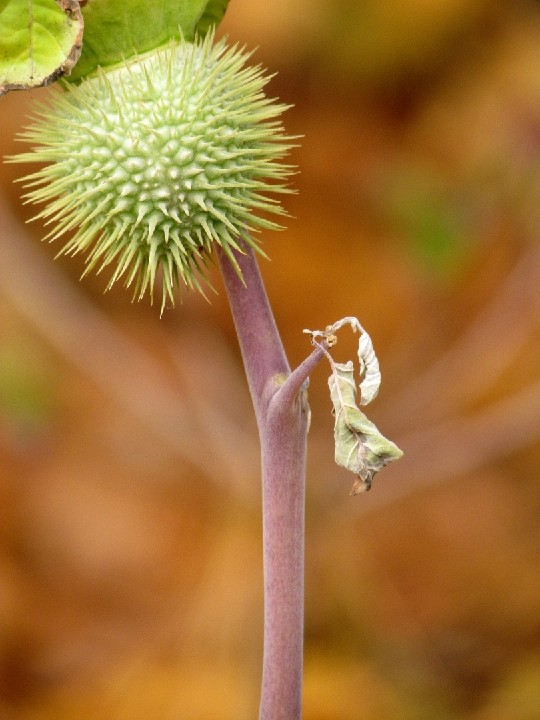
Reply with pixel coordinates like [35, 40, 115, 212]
[196, 0, 230, 35]
[328, 361, 403, 494]
[0, 0, 83, 96]
[67, 0, 230, 83]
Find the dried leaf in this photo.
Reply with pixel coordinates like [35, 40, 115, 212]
[328, 361, 403, 493]
[304, 316, 381, 405]
[357, 330, 381, 405]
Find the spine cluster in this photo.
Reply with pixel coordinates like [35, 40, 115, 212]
[11, 34, 295, 311]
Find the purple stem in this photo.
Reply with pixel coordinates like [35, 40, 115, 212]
[216, 246, 324, 720]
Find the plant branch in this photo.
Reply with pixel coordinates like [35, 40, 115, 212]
[271, 346, 326, 411]
[216, 246, 291, 423]
[217, 245, 323, 720]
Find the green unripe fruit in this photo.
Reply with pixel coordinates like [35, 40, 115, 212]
[11, 34, 295, 311]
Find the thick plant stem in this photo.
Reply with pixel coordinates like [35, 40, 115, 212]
[216, 247, 290, 424]
[259, 392, 308, 720]
[217, 246, 323, 720]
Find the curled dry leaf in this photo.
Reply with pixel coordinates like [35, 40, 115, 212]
[328, 361, 403, 494]
[304, 316, 381, 405]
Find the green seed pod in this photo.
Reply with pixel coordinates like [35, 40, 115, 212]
[10, 33, 295, 311]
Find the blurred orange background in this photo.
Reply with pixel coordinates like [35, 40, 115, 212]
[1, 1, 540, 718]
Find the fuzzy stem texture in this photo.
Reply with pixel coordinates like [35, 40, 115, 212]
[217, 246, 323, 720]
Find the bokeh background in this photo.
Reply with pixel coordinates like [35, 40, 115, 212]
[1, 0, 540, 718]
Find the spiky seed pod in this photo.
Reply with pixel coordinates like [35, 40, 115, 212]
[10, 33, 295, 311]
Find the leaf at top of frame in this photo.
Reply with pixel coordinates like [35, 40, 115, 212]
[0, 0, 83, 96]
[67, 0, 230, 83]
[196, 0, 230, 35]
